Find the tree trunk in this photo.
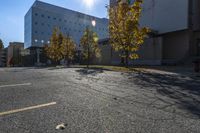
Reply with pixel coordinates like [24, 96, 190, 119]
[125, 50, 129, 67]
[87, 50, 90, 69]
[67, 56, 70, 67]
[120, 51, 125, 66]
[87, 37, 90, 69]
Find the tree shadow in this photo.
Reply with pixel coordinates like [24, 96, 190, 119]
[128, 71, 200, 118]
[75, 68, 104, 76]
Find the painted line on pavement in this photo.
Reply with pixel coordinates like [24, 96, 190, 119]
[0, 83, 32, 88]
[0, 102, 57, 117]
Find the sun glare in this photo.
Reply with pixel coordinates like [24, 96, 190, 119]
[82, 0, 95, 8]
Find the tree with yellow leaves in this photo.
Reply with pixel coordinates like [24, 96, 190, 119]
[44, 28, 63, 65]
[109, 0, 150, 66]
[61, 35, 76, 66]
[80, 27, 100, 68]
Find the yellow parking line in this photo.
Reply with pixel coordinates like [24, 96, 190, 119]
[0, 102, 57, 117]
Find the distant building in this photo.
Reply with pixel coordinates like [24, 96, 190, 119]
[7, 42, 24, 66]
[25, 0, 109, 48]
[109, 0, 200, 65]
[0, 48, 7, 67]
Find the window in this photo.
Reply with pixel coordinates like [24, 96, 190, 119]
[54, 17, 56, 20]
[59, 19, 62, 22]
[35, 22, 38, 25]
[41, 23, 44, 26]
[35, 13, 38, 16]
[41, 40, 44, 43]
[34, 39, 38, 42]
[35, 31, 38, 33]
[64, 20, 67, 22]
[41, 14, 45, 18]
[48, 16, 50, 19]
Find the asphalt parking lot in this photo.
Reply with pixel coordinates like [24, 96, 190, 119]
[0, 67, 200, 133]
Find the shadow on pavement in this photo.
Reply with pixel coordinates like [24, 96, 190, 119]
[76, 68, 104, 76]
[128, 71, 200, 118]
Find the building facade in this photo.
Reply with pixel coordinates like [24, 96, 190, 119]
[109, 0, 200, 65]
[25, 0, 109, 48]
[0, 48, 7, 67]
[7, 42, 24, 66]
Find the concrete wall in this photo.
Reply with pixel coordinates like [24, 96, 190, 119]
[162, 30, 190, 64]
[191, 0, 200, 31]
[110, 0, 189, 34]
[96, 37, 163, 66]
[134, 37, 163, 65]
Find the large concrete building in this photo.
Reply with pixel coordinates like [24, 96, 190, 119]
[25, 0, 109, 48]
[108, 0, 200, 65]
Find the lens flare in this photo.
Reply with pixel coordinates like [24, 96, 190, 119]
[82, 0, 95, 8]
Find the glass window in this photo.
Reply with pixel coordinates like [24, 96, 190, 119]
[54, 17, 56, 20]
[48, 16, 50, 19]
[41, 14, 45, 18]
[35, 22, 38, 25]
[35, 13, 38, 16]
[59, 19, 62, 22]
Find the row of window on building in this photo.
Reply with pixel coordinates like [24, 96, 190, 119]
[35, 13, 75, 22]
[34, 13, 108, 31]
[34, 39, 50, 44]
[34, 21, 107, 32]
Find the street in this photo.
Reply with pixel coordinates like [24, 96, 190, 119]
[0, 67, 200, 133]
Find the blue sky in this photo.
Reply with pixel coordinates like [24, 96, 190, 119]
[0, 0, 108, 47]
